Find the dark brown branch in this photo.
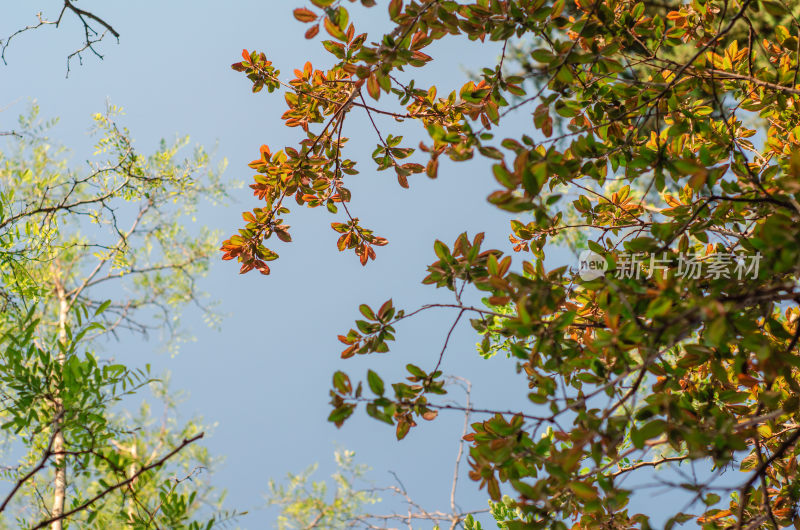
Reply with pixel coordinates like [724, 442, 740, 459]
[0, 424, 60, 513]
[754, 440, 779, 529]
[735, 427, 800, 529]
[1, 2, 119, 74]
[432, 309, 464, 374]
[30, 433, 204, 529]
[62, 1, 119, 38]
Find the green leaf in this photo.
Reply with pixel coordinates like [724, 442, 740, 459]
[94, 300, 111, 316]
[624, 237, 657, 252]
[332, 371, 352, 394]
[367, 369, 384, 396]
[587, 240, 604, 254]
[406, 364, 425, 378]
[433, 240, 452, 262]
[328, 404, 355, 426]
[568, 481, 599, 500]
[359, 304, 376, 320]
[706, 317, 728, 347]
[632, 419, 666, 448]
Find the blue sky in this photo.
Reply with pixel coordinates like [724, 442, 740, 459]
[1, 2, 686, 527]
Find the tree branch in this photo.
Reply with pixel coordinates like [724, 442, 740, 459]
[30, 433, 204, 529]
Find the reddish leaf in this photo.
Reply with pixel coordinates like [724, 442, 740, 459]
[367, 73, 380, 100]
[305, 25, 320, 39]
[389, 0, 403, 19]
[293, 8, 318, 23]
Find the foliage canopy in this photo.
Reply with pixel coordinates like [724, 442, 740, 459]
[226, 0, 800, 527]
[0, 107, 233, 529]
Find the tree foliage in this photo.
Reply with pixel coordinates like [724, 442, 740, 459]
[0, 106, 234, 529]
[269, 378, 486, 529]
[228, 0, 800, 527]
[267, 450, 380, 529]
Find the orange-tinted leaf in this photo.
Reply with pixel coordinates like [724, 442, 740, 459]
[367, 73, 380, 100]
[397, 172, 409, 188]
[324, 15, 347, 41]
[396, 420, 410, 439]
[275, 229, 292, 243]
[305, 25, 320, 39]
[389, 0, 403, 19]
[426, 157, 439, 178]
[293, 8, 318, 22]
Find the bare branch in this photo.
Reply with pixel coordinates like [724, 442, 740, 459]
[1, 2, 119, 75]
